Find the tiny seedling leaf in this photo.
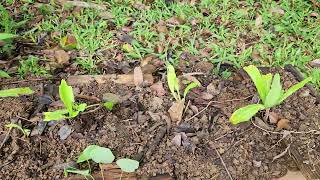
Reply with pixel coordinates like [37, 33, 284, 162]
[116, 159, 139, 173]
[279, 77, 312, 103]
[103, 101, 114, 111]
[183, 81, 200, 98]
[230, 104, 265, 125]
[77, 145, 115, 164]
[0, 87, 34, 97]
[166, 63, 180, 101]
[262, 73, 272, 95]
[69, 103, 87, 118]
[5, 123, 30, 136]
[59, 80, 75, 115]
[0, 70, 10, 78]
[244, 65, 268, 103]
[43, 109, 68, 121]
[64, 167, 91, 177]
[264, 73, 282, 108]
[0, 33, 16, 40]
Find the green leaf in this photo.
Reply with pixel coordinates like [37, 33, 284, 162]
[230, 104, 265, 125]
[166, 62, 180, 101]
[116, 159, 139, 173]
[264, 73, 282, 108]
[262, 73, 272, 95]
[244, 65, 268, 103]
[279, 77, 312, 103]
[77, 145, 115, 164]
[69, 103, 87, 118]
[0, 87, 34, 97]
[0, 33, 16, 40]
[183, 81, 200, 98]
[103, 101, 114, 111]
[64, 167, 91, 177]
[5, 123, 30, 136]
[59, 80, 74, 115]
[43, 109, 68, 121]
[0, 70, 10, 78]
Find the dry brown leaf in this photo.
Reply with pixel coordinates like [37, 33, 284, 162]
[150, 81, 166, 96]
[276, 119, 290, 130]
[172, 133, 182, 146]
[200, 92, 213, 100]
[54, 50, 70, 65]
[166, 16, 185, 26]
[278, 170, 306, 180]
[255, 14, 262, 27]
[309, 59, 320, 68]
[310, 12, 319, 17]
[270, 7, 285, 15]
[156, 21, 169, 33]
[268, 111, 279, 124]
[141, 55, 153, 67]
[134, 66, 143, 87]
[168, 100, 185, 123]
[133, 2, 150, 10]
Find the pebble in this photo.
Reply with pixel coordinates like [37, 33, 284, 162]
[58, 125, 73, 140]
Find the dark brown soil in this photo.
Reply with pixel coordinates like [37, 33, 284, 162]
[0, 68, 319, 180]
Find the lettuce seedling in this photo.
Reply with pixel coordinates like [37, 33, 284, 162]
[77, 145, 115, 164]
[5, 123, 30, 137]
[230, 65, 311, 125]
[116, 158, 139, 173]
[44, 80, 87, 121]
[0, 87, 34, 97]
[166, 62, 200, 101]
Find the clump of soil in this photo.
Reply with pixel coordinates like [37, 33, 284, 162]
[0, 68, 319, 180]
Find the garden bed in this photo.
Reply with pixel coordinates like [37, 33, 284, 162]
[0, 64, 319, 180]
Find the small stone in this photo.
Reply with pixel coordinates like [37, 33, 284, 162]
[200, 115, 208, 123]
[253, 160, 262, 167]
[58, 125, 72, 140]
[190, 105, 198, 114]
[102, 93, 121, 103]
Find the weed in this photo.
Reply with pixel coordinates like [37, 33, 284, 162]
[5, 123, 30, 137]
[18, 56, 48, 78]
[230, 65, 311, 125]
[0, 87, 34, 97]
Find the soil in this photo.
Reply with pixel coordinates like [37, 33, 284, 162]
[0, 67, 320, 180]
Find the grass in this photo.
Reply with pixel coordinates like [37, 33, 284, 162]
[2, 0, 320, 89]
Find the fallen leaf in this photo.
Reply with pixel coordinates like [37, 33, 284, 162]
[255, 14, 262, 27]
[270, 7, 285, 15]
[168, 100, 185, 123]
[310, 12, 319, 17]
[268, 111, 279, 124]
[193, 61, 214, 73]
[99, 11, 114, 19]
[171, 133, 182, 146]
[276, 119, 290, 130]
[200, 92, 213, 100]
[60, 35, 77, 50]
[309, 59, 320, 68]
[166, 16, 185, 26]
[255, 117, 273, 131]
[207, 82, 221, 95]
[54, 50, 70, 65]
[150, 81, 166, 96]
[133, 2, 150, 10]
[134, 67, 143, 87]
[122, 43, 134, 53]
[156, 20, 168, 33]
[278, 170, 306, 180]
[117, 34, 134, 43]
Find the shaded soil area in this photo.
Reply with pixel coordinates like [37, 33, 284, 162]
[0, 67, 320, 180]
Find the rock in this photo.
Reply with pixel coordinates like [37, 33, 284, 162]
[30, 121, 47, 136]
[150, 97, 163, 111]
[253, 160, 262, 168]
[172, 133, 182, 146]
[58, 125, 72, 140]
[53, 161, 77, 170]
[168, 100, 185, 123]
[193, 61, 214, 73]
[103, 93, 121, 103]
[207, 81, 220, 95]
[310, 59, 320, 67]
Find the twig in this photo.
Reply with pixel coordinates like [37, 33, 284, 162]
[0, 77, 60, 86]
[187, 95, 252, 121]
[81, 106, 102, 115]
[213, 146, 234, 180]
[75, 94, 101, 102]
[272, 144, 291, 162]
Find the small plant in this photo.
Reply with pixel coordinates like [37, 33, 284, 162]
[0, 87, 34, 97]
[230, 65, 311, 125]
[44, 80, 87, 121]
[166, 62, 200, 101]
[64, 145, 139, 178]
[0, 70, 10, 78]
[5, 123, 30, 137]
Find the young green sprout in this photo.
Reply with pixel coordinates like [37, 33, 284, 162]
[230, 65, 312, 125]
[5, 123, 30, 137]
[0, 87, 34, 97]
[44, 80, 87, 121]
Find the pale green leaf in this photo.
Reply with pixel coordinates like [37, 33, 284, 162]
[0, 70, 10, 78]
[230, 104, 265, 125]
[103, 101, 114, 111]
[77, 145, 115, 164]
[244, 65, 268, 103]
[183, 81, 200, 98]
[0, 87, 34, 97]
[264, 73, 282, 108]
[0, 33, 16, 40]
[262, 73, 272, 96]
[5, 123, 30, 136]
[64, 167, 91, 177]
[116, 159, 139, 173]
[69, 103, 87, 118]
[43, 109, 68, 121]
[166, 62, 180, 101]
[59, 80, 74, 114]
[279, 77, 312, 103]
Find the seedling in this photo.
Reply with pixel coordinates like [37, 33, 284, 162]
[0, 70, 10, 78]
[44, 80, 87, 121]
[230, 65, 312, 125]
[0, 33, 16, 40]
[0, 87, 34, 97]
[5, 123, 30, 137]
[65, 145, 140, 178]
[166, 62, 200, 101]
